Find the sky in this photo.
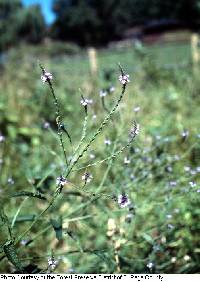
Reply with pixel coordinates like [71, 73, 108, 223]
[22, 0, 56, 24]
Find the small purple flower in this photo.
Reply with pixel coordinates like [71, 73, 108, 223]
[166, 214, 172, 219]
[119, 74, 130, 85]
[48, 257, 58, 271]
[82, 172, 93, 183]
[99, 90, 107, 97]
[89, 153, 95, 159]
[118, 194, 130, 208]
[181, 130, 189, 140]
[80, 97, 93, 106]
[124, 157, 130, 164]
[133, 106, 140, 113]
[147, 262, 154, 269]
[7, 177, 14, 185]
[130, 122, 140, 138]
[56, 175, 68, 187]
[104, 139, 111, 145]
[20, 239, 29, 246]
[169, 180, 177, 187]
[43, 122, 50, 129]
[0, 135, 5, 142]
[196, 167, 200, 173]
[109, 86, 115, 93]
[189, 181, 196, 188]
[41, 70, 53, 83]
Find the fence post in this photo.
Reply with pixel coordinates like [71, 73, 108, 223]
[88, 47, 98, 93]
[191, 33, 200, 74]
[88, 47, 98, 75]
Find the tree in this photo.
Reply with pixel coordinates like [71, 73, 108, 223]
[0, 0, 22, 51]
[0, 0, 46, 52]
[17, 5, 46, 44]
[52, 0, 134, 45]
[52, 0, 200, 46]
[52, 0, 100, 45]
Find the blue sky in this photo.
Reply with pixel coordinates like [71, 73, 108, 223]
[22, 0, 56, 24]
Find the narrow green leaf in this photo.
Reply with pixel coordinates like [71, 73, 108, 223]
[11, 191, 47, 201]
[50, 216, 63, 240]
[11, 215, 36, 223]
[142, 233, 154, 245]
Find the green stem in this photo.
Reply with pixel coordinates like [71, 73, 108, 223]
[15, 190, 59, 245]
[66, 85, 126, 177]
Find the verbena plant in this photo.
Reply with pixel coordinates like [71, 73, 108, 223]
[1, 43, 199, 274]
[0, 63, 139, 273]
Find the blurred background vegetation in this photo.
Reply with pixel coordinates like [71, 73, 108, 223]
[1, 0, 200, 50]
[0, 0, 200, 274]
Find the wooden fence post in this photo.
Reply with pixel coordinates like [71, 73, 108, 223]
[87, 47, 98, 95]
[191, 33, 200, 74]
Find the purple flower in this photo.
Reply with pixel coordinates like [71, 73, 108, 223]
[124, 157, 131, 164]
[181, 130, 189, 141]
[189, 181, 196, 188]
[56, 175, 68, 187]
[119, 74, 130, 85]
[130, 122, 140, 138]
[7, 177, 14, 185]
[80, 97, 93, 106]
[41, 70, 53, 83]
[118, 194, 130, 208]
[0, 135, 5, 142]
[109, 86, 115, 93]
[48, 257, 58, 271]
[104, 139, 111, 145]
[99, 90, 107, 97]
[147, 262, 154, 269]
[82, 172, 93, 183]
[133, 106, 140, 113]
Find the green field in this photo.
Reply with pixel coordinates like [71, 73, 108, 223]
[0, 42, 200, 273]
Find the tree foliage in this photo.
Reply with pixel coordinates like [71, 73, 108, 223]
[17, 5, 46, 44]
[52, 0, 200, 45]
[1, 0, 200, 49]
[0, 0, 22, 51]
[0, 0, 45, 51]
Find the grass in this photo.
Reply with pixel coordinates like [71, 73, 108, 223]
[0, 41, 200, 273]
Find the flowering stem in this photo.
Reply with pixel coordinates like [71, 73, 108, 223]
[70, 115, 88, 166]
[73, 133, 136, 172]
[65, 84, 126, 177]
[40, 64, 70, 168]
